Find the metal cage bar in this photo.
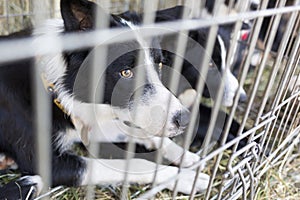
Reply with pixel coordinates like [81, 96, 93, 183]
[32, 0, 53, 197]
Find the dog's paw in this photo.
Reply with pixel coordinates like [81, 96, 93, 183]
[159, 138, 200, 168]
[172, 150, 200, 168]
[166, 169, 210, 194]
[178, 89, 197, 108]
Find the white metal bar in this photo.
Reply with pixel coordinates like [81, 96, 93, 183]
[120, 1, 160, 199]
[282, 50, 300, 101]
[151, 1, 191, 195]
[1, 5, 300, 64]
[32, 0, 52, 197]
[283, 13, 300, 59]
[185, 24, 220, 199]
[169, 14, 194, 200]
[287, 96, 300, 136]
[270, 51, 300, 149]
[262, 0, 282, 48]
[5, 0, 9, 33]
[86, 1, 111, 199]
[278, 96, 298, 143]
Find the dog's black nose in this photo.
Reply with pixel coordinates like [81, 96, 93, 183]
[173, 109, 190, 128]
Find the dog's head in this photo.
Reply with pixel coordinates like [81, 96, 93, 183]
[154, 6, 247, 107]
[58, 0, 190, 138]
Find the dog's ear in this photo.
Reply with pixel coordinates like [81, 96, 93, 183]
[155, 6, 190, 22]
[60, 0, 103, 31]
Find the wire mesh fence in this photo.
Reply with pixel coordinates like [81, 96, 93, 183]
[0, 0, 300, 199]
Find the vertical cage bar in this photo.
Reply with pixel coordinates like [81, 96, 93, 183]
[5, 0, 9, 33]
[85, 1, 111, 199]
[120, 1, 160, 199]
[32, 0, 52, 196]
[182, 23, 219, 200]
[151, 1, 191, 195]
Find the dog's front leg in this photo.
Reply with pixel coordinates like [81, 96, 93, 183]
[135, 137, 201, 168]
[81, 120, 200, 168]
[88, 129, 200, 168]
[74, 118, 200, 168]
[80, 158, 209, 194]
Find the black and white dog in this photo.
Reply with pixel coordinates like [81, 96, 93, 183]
[0, 1, 249, 199]
[0, 0, 214, 199]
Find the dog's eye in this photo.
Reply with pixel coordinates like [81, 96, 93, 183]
[120, 69, 134, 79]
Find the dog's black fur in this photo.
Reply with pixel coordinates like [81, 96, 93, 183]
[191, 104, 248, 150]
[0, 59, 80, 197]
